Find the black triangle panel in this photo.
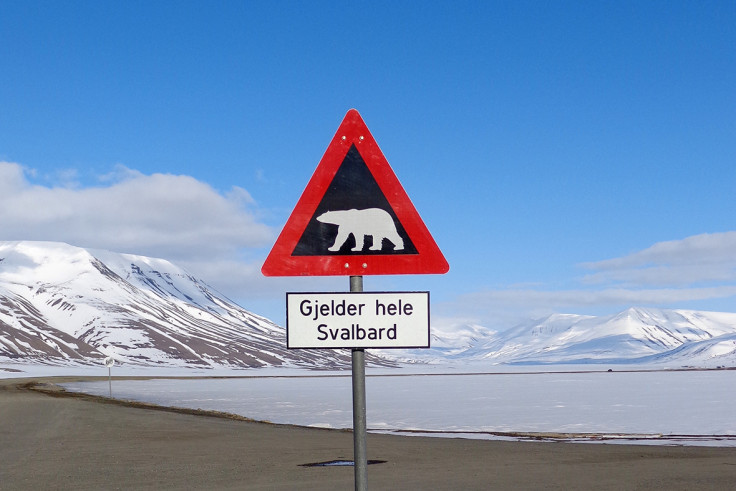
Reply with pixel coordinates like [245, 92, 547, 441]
[292, 145, 418, 256]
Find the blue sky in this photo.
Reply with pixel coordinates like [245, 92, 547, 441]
[1, 1, 735, 329]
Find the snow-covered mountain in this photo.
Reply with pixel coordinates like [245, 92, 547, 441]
[0, 241, 391, 369]
[2, 241, 735, 370]
[404, 307, 736, 368]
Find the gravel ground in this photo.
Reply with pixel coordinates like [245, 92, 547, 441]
[2, 377, 735, 490]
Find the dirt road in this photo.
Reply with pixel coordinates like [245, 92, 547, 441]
[1, 377, 735, 490]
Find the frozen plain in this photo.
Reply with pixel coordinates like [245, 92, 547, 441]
[42, 364, 736, 447]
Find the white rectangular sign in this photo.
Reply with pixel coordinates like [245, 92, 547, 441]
[286, 291, 430, 349]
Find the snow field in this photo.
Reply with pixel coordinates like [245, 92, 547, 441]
[59, 368, 736, 446]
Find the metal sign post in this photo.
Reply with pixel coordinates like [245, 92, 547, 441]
[261, 110, 448, 491]
[350, 275, 367, 491]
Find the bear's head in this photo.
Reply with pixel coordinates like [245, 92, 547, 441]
[316, 210, 352, 225]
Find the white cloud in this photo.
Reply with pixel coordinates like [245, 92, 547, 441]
[445, 285, 736, 330]
[580, 232, 736, 286]
[443, 232, 736, 329]
[584, 232, 736, 269]
[458, 286, 736, 311]
[0, 161, 27, 191]
[0, 161, 273, 262]
[97, 164, 144, 183]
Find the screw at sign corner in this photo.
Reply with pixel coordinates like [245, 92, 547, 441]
[362, 263, 367, 269]
[359, 135, 364, 141]
[341, 136, 346, 141]
[344, 263, 350, 268]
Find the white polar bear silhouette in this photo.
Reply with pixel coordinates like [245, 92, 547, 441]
[316, 208, 405, 252]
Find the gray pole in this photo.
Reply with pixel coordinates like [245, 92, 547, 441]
[350, 275, 367, 491]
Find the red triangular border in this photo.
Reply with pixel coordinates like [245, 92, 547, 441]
[261, 109, 449, 276]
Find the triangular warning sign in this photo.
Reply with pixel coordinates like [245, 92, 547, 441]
[261, 109, 449, 276]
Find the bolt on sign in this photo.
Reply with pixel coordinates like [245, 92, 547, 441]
[261, 109, 449, 277]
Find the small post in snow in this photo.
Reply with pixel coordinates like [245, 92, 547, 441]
[104, 356, 115, 397]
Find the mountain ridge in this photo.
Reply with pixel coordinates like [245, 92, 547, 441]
[379, 306, 736, 367]
[0, 241, 391, 369]
[2, 241, 735, 369]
